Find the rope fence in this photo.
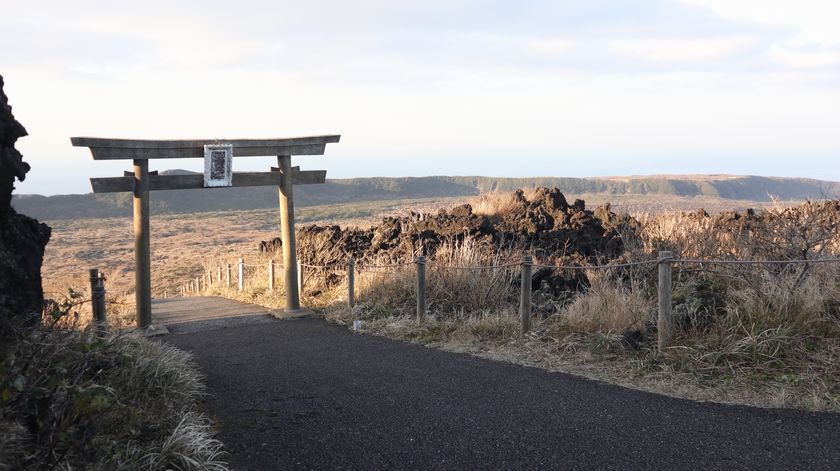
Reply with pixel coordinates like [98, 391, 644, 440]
[176, 250, 840, 350]
[672, 257, 840, 265]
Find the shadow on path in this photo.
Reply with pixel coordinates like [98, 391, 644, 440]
[153, 296, 275, 334]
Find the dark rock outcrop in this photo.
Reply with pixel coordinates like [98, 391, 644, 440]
[261, 187, 634, 270]
[0, 75, 51, 329]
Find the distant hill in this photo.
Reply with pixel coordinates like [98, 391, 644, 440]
[12, 172, 840, 220]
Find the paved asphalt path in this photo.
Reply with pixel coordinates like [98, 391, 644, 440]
[160, 298, 840, 470]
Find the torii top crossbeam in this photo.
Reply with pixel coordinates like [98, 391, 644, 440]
[71, 135, 340, 159]
[72, 134, 340, 333]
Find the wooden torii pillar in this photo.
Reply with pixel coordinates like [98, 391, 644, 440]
[71, 135, 340, 332]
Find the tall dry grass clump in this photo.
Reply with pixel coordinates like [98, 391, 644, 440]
[426, 239, 519, 313]
[0, 320, 228, 470]
[560, 275, 654, 333]
[470, 189, 539, 218]
[673, 263, 840, 373]
[638, 200, 840, 261]
[333, 238, 519, 323]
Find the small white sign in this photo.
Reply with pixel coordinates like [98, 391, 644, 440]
[203, 144, 233, 187]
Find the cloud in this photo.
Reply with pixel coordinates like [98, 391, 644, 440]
[768, 43, 840, 68]
[609, 36, 762, 63]
[2, 0, 840, 194]
[681, 0, 840, 44]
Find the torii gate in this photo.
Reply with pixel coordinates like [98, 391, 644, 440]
[71, 135, 340, 332]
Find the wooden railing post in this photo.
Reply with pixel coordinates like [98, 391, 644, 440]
[268, 259, 275, 291]
[658, 251, 674, 350]
[217, 267, 222, 287]
[238, 258, 245, 292]
[226, 263, 232, 287]
[519, 254, 533, 333]
[89, 268, 107, 336]
[416, 256, 426, 320]
[347, 258, 356, 312]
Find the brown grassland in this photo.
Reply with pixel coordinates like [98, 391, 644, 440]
[38, 192, 840, 414]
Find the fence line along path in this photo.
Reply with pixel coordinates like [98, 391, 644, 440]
[151, 296, 306, 335]
[187, 251, 840, 349]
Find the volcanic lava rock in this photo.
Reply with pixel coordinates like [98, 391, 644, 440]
[0, 75, 51, 329]
[262, 187, 632, 269]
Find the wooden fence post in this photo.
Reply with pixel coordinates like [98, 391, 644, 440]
[416, 256, 426, 320]
[238, 258, 245, 292]
[520, 254, 533, 333]
[347, 258, 355, 312]
[268, 259, 275, 291]
[217, 267, 222, 286]
[89, 268, 107, 336]
[658, 251, 674, 350]
[226, 263, 232, 287]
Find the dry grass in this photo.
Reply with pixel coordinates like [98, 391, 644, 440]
[40, 197, 464, 325]
[470, 190, 532, 217]
[561, 276, 654, 333]
[313, 198, 840, 412]
[0, 323, 227, 470]
[40, 192, 840, 412]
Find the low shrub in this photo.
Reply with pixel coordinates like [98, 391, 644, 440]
[0, 320, 227, 470]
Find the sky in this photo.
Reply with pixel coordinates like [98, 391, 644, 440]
[2, 0, 839, 195]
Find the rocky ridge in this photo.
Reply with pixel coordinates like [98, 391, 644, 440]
[0, 75, 51, 329]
